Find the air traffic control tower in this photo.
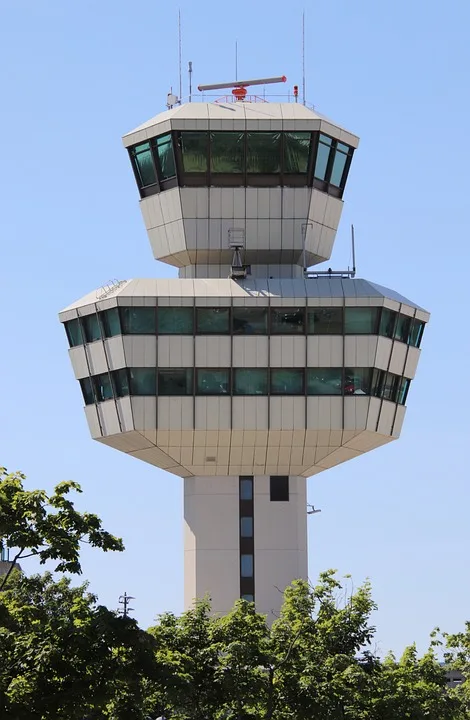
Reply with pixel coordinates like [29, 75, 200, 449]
[59, 77, 429, 619]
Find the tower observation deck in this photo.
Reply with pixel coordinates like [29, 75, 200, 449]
[59, 82, 429, 619]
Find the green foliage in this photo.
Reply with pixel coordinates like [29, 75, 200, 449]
[0, 467, 124, 590]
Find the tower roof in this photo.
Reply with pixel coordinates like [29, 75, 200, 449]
[122, 102, 359, 149]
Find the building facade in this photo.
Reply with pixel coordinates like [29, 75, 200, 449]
[59, 98, 429, 620]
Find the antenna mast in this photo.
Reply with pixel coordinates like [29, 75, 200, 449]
[178, 10, 182, 101]
[302, 11, 306, 105]
[235, 40, 238, 81]
[188, 61, 193, 102]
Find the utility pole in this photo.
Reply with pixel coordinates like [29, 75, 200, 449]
[118, 591, 135, 618]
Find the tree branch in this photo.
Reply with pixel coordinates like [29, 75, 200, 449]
[0, 548, 25, 591]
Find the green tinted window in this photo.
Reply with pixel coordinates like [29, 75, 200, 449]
[196, 369, 230, 395]
[81, 314, 102, 343]
[307, 368, 342, 395]
[271, 369, 304, 395]
[120, 307, 156, 334]
[330, 147, 348, 187]
[395, 314, 411, 344]
[240, 554, 253, 577]
[246, 132, 281, 173]
[158, 369, 193, 395]
[397, 378, 410, 405]
[307, 307, 343, 334]
[233, 369, 268, 395]
[232, 307, 267, 334]
[132, 142, 157, 187]
[240, 517, 253, 537]
[211, 132, 244, 173]
[181, 132, 208, 172]
[93, 373, 113, 402]
[158, 307, 193, 334]
[80, 377, 94, 405]
[344, 307, 379, 334]
[155, 133, 176, 180]
[101, 308, 121, 338]
[409, 319, 425, 348]
[129, 368, 156, 395]
[344, 368, 372, 395]
[65, 318, 83, 347]
[112, 369, 130, 398]
[284, 132, 311, 173]
[314, 135, 332, 180]
[196, 307, 230, 333]
[271, 308, 305, 334]
[240, 477, 253, 500]
[379, 308, 397, 338]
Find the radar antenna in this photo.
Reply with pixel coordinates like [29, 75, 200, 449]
[198, 75, 287, 101]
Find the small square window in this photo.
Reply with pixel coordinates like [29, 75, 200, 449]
[241, 593, 254, 602]
[271, 369, 304, 395]
[240, 554, 254, 578]
[158, 369, 193, 395]
[232, 307, 268, 334]
[240, 517, 253, 537]
[240, 477, 253, 500]
[270, 476, 289, 502]
[196, 369, 230, 395]
[158, 307, 193, 334]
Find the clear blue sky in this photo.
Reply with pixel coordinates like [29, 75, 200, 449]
[1, 0, 469, 656]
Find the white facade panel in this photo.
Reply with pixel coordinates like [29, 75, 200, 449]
[123, 336, 157, 367]
[69, 346, 89, 380]
[158, 336, 194, 367]
[404, 346, 421, 379]
[195, 336, 231, 367]
[389, 341, 408, 376]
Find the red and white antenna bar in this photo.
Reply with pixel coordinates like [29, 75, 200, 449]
[198, 75, 287, 101]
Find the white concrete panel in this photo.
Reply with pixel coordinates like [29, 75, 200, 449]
[123, 336, 157, 367]
[195, 336, 231, 367]
[404, 346, 420, 379]
[374, 336, 393, 371]
[232, 337, 269, 367]
[232, 397, 269, 430]
[115, 396, 134, 433]
[105, 337, 126, 370]
[255, 550, 307, 619]
[377, 400, 396, 436]
[366, 397, 381, 432]
[269, 336, 306, 367]
[389, 341, 407, 376]
[343, 396, 369, 431]
[195, 397, 231, 430]
[69, 346, 89, 380]
[97, 400, 121, 436]
[157, 397, 193, 430]
[130, 396, 157, 433]
[84, 404, 102, 438]
[158, 336, 194, 367]
[393, 404, 407, 437]
[344, 336, 378, 367]
[323, 196, 344, 230]
[86, 342, 108, 376]
[270, 397, 306, 430]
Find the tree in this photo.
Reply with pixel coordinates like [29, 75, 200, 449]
[0, 467, 124, 590]
[0, 572, 159, 720]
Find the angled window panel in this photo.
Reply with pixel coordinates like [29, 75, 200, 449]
[81, 313, 102, 343]
[128, 368, 156, 396]
[344, 368, 372, 396]
[131, 142, 158, 187]
[93, 373, 114, 402]
[100, 308, 121, 338]
[65, 318, 83, 347]
[154, 133, 177, 180]
[80, 377, 95, 405]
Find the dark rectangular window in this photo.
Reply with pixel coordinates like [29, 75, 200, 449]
[330, 143, 349, 187]
[271, 369, 304, 395]
[232, 307, 268, 334]
[240, 554, 254, 577]
[307, 368, 342, 395]
[270, 476, 289, 502]
[382, 372, 399, 402]
[409, 319, 425, 348]
[233, 369, 268, 396]
[80, 377, 95, 405]
[271, 307, 305, 334]
[158, 369, 193, 395]
[246, 132, 281, 174]
[240, 477, 253, 500]
[81, 313, 102, 343]
[196, 369, 230, 395]
[397, 377, 410, 405]
[241, 594, 254, 602]
[196, 307, 230, 334]
[64, 318, 83, 347]
[210, 132, 245, 174]
[120, 307, 156, 335]
[240, 517, 253, 537]
[131, 141, 157, 188]
[314, 134, 332, 180]
[128, 368, 156, 395]
[93, 372, 113, 402]
[158, 307, 193, 334]
[379, 308, 397, 339]
[101, 308, 121, 338]
[112, 368, 130, 398]
[307, 307, 343, 334]
[180, 132, 208, 173]
[344, 307, 380, 334]
[344, 368, 372, 395]
[395, 314, 412, 344]
[283, 132, 311, 174]
[154, 133, 176, 180]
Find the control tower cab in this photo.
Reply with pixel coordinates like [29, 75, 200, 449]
[59, 77, 429, 619]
